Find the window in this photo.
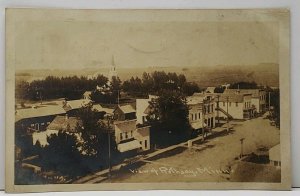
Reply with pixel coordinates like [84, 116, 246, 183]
[198, 113, 201, 119]
[211, 104, 214, 112]
[131, 131, 133, 137]
[208, 106, 210, 113]
[191, 114, 193, 121]
[125, 132, 128, 139]
[195, 113, 197, 120]
[142, 116, 146, 123]
[145, 140, 148, 148]
[236, 102, 238, 107]
[120, 133, 123, 140]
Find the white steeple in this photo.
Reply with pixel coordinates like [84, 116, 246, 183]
[108, 55, 118, 81]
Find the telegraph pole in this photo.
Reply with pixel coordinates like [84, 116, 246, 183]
[217, 95, 220, 125]
[240, 138, 245, 159]
[202, 102, 205, 140]
[268, 91, 271, 114]
[226, 96, 229, 134]
[107, 115, 112, 178]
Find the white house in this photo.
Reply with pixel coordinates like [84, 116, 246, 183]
[136, 95, 158, 125]
[217, 93, 253, 120]
[269, 144, 281, 167]
[224, 89, 266, 113]
[114, 119, 150, 152]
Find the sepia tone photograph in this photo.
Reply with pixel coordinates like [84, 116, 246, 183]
[5, 9, 291, 192]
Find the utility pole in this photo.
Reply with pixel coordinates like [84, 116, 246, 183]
[226, 96, 229, 134]
[107, 115, 112, 178]
[217, 95, 220, 125]
[268, 91, 271, 114]
[240, 138, 245, 159]
[202, 101, 205, 140]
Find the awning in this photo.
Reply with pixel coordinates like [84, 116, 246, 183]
[117, 140, 142, 153]
[190, 122, 206, 130]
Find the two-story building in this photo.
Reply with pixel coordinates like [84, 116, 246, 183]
[217, 92, 253, 120]
[224, 89, 266, 114]
[114, 119, 150, 153]
[187, 95, 215, 133]
[136, 95, 158, 125]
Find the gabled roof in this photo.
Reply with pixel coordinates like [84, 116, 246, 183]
[63, 99, 91, 111]
[47, 115, 82, 133]
[115, 104, 136, 114]
[269, 144, 280, 162]
[136, 99, 151, 115]
[92, 104, 114, 115]
[205, 87, 216, 93]
[186, 96, 204, 105]
[15, 105, 66, 122]
[83, 91, 92, 96]
[114, 119, 136, 132]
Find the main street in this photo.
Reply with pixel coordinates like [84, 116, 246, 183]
[76, 115, 280, 183]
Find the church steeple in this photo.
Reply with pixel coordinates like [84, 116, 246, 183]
[108, 55, 118, 81]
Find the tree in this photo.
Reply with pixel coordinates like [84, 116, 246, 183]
[182, 82, 201, 96]
[40, 131, 85, 177]
[229, 81, 259, 89]
[76, 104, 121, 168]
[147, 90, 192, 146]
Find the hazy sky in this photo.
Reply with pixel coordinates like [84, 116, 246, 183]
[14, 15, 279, 70]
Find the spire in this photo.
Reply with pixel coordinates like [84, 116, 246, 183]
[111, 55, 115, 68]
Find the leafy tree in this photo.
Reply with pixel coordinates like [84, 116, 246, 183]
[214, 86, 226, 93]
[76, 104, 121, 168]
[229, 81, 259, 89]
[40, 131, 85, 177]
[147, 90, 192, 146]
[182, 82, 200, 96]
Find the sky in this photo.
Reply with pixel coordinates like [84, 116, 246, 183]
[13, 12, 279, 70]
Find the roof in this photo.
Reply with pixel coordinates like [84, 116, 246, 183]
[136, 99, 151, 115]
[224, 89, 264, 98]
[92, 104, 114, 115]
[114, 119, 137, 133]
[205, 87, 216, 93]
[218, 94, 246, 103]
[47, 115, 82, 133]
[83, 91, 92, 96]
[186, 96, 204, 105]
[269, 144, 280, 162]
[15, 105, 66, 122]
[117, 140, 142, 152]
[63, 99, 91, 111]
[116, 104, 136, 114]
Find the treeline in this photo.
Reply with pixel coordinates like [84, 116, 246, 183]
[16, 71, 202, 102]
[16, 75, 108, 101]
[122, 71, 201, 97]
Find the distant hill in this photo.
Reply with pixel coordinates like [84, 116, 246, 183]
[16, 63, 279, 88]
